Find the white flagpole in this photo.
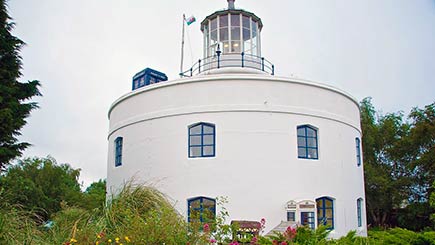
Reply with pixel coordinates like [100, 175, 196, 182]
[180, 14, 186, 77]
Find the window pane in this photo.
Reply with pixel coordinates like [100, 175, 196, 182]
[297, 127, 306, 136]
[298, 148, 307, 158]
[203, 199, 215, 208]
[231, 41, 241, 53]
[190, 125, 201, 134]
[287, 211, 295, 221]
[325, 199, 333, 208]
[211, 18, 217, 30]
[297, 136, 306, 147]
[190, 199, 200, 209]
[190, 147, 201, 157]
[242, 27, 250, 41]
[190, 136, 202, 145]
[307, 128, 316, 137]
[211, 30, 218, 43]
[203, 146, 214, 156]
[307, 138, 317, 147]
[220, 28, 229, 41]
[242, 15, 250, 28]
[308, 148, 318, 159]
[203, 135, 214, 145]
[203, 125, 214, 134]
[231, 27, 240, 40]
[231, 14, 240, 26]
[317, 199, 324, 207]
[326, 208, 333, 218]
[252, 20, 257, 37]
[219, 14, 228, 27]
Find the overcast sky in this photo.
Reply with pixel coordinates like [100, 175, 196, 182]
[8, 0, 435, 188]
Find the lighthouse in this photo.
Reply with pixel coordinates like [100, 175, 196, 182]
[107, 0, 367, 238]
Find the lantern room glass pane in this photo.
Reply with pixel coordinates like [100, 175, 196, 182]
[219, 14, 228, 27]
[211, 18, 217, 30]
[231, 27, 240, 40]
[231, 41, 241, 53]
[242, 15, 250, 28]
[231, 14, 240, 26]
[242, 27, 250, 41]
[220, 27, 229, 41]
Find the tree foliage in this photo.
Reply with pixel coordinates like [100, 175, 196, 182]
[361, 98, 435, 230]
[0, 0, 41, 170]
[0, 157, 82, 220]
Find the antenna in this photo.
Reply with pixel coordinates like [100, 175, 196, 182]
[227, 0, 235, 9]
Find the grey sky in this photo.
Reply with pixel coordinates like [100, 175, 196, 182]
[8, 0, 435, 188]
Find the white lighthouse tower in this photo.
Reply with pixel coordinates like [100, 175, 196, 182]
[107, 0, 367, 238]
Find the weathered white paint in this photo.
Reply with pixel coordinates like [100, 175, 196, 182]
[107, 71, 367, 238]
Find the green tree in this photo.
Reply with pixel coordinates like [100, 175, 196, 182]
[360, 98, 413, 227]
[82, 179, 106, 210]
[0, 157, 83, 220]
[0, 0, 41, 170]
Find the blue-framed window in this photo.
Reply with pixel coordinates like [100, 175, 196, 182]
[189, 123, 215, 158]
[187, 196, 216, 224]
[356, 137, 361, 166]
[297, 125, 318, 159]
[316, 197, 334, 230]
[115, 137, 123, 167]
[357, 198, 363, 227]
[301, 212, 315, 229]
[287, 211, 295, 222]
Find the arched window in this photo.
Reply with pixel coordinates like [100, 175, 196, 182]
[187, 197, 216, 224]
[115, 137, 123, 167]
[189, 123, 215, 158]
[356, 137, 361, 166]
[297, 125, 318, 159]
[316, 197, 334, 230]
[357, 198, 363, 227]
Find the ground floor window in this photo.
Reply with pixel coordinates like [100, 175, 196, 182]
[316, 197, 334, 230]
[301, 212, 315, 229]
[188, 196, 216, 224]
[357, 198, 363, 227]
[287, 211, 295, 222]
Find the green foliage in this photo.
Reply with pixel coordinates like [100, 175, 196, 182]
[360, 98, 435, 229]
[0, 0, 41, 170]
[0, 157, 83, 220]
[81, 179, 106, 211]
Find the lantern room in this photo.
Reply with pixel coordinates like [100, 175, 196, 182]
[200, 0, 262, 57]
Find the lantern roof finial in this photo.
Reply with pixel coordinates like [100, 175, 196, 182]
[227, 0, 235, 9]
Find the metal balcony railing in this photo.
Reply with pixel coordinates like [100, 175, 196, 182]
[180, 52, 275, 77]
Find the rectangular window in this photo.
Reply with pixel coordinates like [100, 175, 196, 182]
[287, 211, 295, 222]
[189, 123, 215, 158]
[357, 198, 362, 227]
[115, 137, 123, 167]
[301, 212, 315, 229]
[356, 138, 361, 166]
[297, 125, 318, 160]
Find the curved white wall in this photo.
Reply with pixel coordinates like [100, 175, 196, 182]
[107, 72, 367, 238]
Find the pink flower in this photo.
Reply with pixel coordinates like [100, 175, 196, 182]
[203, 223, 210, 232]
[260, 218, 266, 225]
[209, 239, 217, 244]
[280, 242, 288, 245]
[229, 242, 240, 245]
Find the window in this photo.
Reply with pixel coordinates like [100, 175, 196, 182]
[188, 197, 216, 224]
[357, 198, 363, 227]
[189, 123, 215, 158]
[297, 125, 318, 159]
[316, 197, 334, 230]
[115, 137, 123, 167]
[301, 212, 315, 229]
[287, 211, 295, 222]
[356, 137, 361, 166]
